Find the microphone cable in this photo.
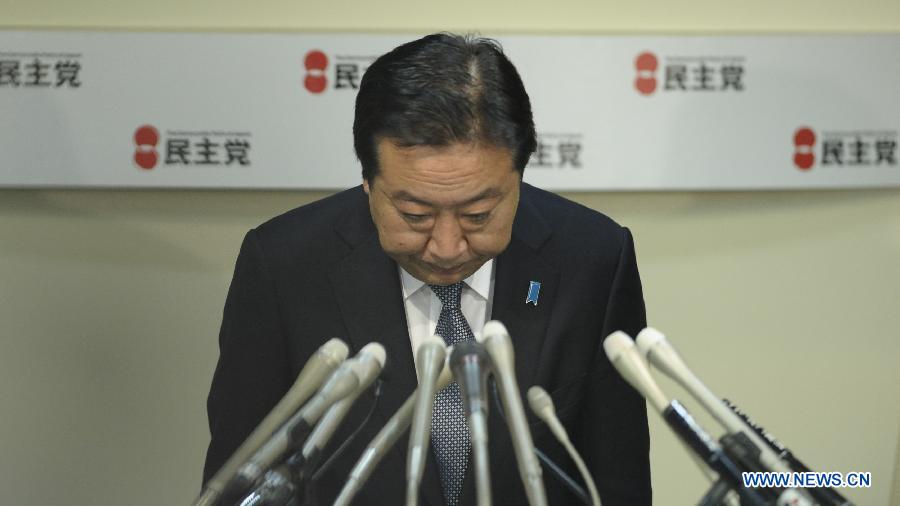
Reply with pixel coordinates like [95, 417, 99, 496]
[489, 379, 591, 505]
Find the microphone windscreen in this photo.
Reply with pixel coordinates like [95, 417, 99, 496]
[635, 327, 666, 359]
[526, 386, 554, 417]
[360, 342, 387, 368]
[477, 320, 509, 344]
[602, 331, 634, 362]
[450, 340, 491, 369]
[421, 335, 447, 349]
[322, 337, 350, 362]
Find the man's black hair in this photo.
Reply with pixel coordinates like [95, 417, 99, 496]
[353, 33, 537, 181]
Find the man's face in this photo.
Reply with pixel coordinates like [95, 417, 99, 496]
[364, 139, 520, 286]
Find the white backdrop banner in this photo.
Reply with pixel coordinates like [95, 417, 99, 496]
[1, 30, 898, 190]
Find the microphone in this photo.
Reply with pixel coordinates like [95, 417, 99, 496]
[226, 345, 369, 502]
[477, 321, 547, 506]
[488, 379, 590, 505]
[291, 343, 387, 485]
[602, 332, 770, 506]
[635, 328, 792, 473]
[406, 336, 447, 506]
[450, 340, 494, 506]
[193, 338, 349, 506]
[635, 328, 815, 505]
[526, 386, 600, 506]
[595, 331, 722, 488]
[333, 349, 454, 506]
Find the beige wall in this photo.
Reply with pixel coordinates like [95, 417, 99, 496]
[2, 1, 899, 505]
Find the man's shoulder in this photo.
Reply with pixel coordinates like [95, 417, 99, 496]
[258, 185, 366, 232]
[249, 185, 370, 261]
[520, 183, 627, 251]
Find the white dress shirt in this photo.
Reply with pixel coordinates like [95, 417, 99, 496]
[399, 259, 495, 376]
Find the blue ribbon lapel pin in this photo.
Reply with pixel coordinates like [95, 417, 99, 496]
[525, 281, 541, 306]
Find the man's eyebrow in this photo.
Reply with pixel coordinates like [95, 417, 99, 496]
[390, 190, 434, 206]
[390, 188, 503, 207]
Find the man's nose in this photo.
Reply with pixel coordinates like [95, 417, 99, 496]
[426, 215, 467, 264]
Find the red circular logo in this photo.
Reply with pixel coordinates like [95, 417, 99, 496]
[635, 52, 658, 96]
[134, 124, 159, 170]
[793, 127, 816, 170]
[304, 50, 329, 94]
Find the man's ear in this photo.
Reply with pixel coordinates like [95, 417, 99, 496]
[363, 179, 370, 194]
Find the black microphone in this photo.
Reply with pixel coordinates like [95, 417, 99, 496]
[662, 400, 771, 506]
[450, 341, 494, 506]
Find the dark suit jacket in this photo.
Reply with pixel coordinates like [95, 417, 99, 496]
[204, 183, 651, 505]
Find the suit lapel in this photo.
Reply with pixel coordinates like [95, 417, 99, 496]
[328, 191, 445, 506]
[329, 232, 417, 413]
[492, 246, 558, 389]
[493, 184, 558, 410]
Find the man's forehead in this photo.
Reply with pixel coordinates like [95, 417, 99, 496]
[388, 187, 504, 207]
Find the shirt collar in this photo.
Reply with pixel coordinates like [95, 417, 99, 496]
[400, 258, 494, 301]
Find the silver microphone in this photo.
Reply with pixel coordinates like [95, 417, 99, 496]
[296, 343, 387, 478]
[526, 386, 600, 506]
[333, 349, 454, 506]
[194, 338, 349, 506]
[229, 347, 366, 498]
[405, 336, 447, 506]
[450, 340, 494, 506]
[478, 321, 547, 506]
